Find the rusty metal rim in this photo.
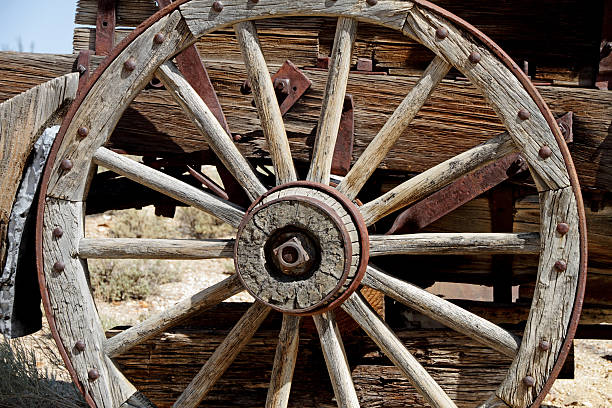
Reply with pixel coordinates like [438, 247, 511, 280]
[234, 194, 353, 315]
[34, 1, 586, 407]
[412, 1, 588, 407]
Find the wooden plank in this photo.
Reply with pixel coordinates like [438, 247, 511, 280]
[0, 73, 79, 271]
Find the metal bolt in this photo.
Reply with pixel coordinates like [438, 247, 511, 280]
[273, 237, 310, 274]
[554, 260, 568, 272]
[273, 78, 290, 96]
[435, 27, 449, 40]
[538, 340, 551, 351]
[77, 127, 89, 137]
[52, 227, 63, 239]
[212, 1, 224, 12]
[556, 222, 569, 235]
[523, 376, 535, 387]
[366, 0, 378, 5]
[53, 261, 65, 273]
[77, 64, 87, 75]
[88, 369, 100, 381]
[124, 58, 137, 71]
[154, 33, 165, 44]
[518, 109, 531, 120]
[60, 159, 73, 171]
[539, 145, 552, 159]
[75, 341, 86, 352]
[240, 80, 252, 95]
[468, 51, 481, 64]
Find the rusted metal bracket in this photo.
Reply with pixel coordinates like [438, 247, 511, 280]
[386, 112, 574, 235]
[75, 50, 91, 97]
[241, 60, 312, 116]
[331, 95, 354, 176]
[95, 0, 116, 56]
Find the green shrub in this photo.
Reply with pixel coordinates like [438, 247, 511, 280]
[175, 207, 235, 239]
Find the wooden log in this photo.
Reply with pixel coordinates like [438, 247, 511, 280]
[78, 238, 234, 259]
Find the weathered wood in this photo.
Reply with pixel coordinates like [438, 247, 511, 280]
[92, 147, 245, 227]
[0, 73, 78, 271]
[156, 60, 266, 200]
[235, 21, 296, 185]
[360, 133, 517, 225]
[404, 5, 570, 192]
[313, 311, 359, 408]
[46, 11, 193, 201]
[266, 315, 300, 408]
[363, 266, 521, 358]
[369, 233, 540, 256]
[497, 186, 581, 407]
[78, 238, 234, 259]
[308, 17, 357, 185]
[343, 293, 457, 408]
[43, 198, 136, 407]
[106, 274, 243, 358]
[337, 56, 451, 199]
[172, 302, 271, 408]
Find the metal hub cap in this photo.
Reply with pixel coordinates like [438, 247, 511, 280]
[234, 183, 368, 314]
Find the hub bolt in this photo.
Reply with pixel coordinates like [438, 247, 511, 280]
[273, 237, 310, 275]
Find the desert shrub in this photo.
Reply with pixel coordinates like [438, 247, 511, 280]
[175, 207, 235, 239]
[0, 337, 85, 408]
[88, 259, 177, 302]
[106, 208, 177, 239]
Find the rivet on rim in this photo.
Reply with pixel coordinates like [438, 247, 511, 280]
[366, 0, 378, 5]
[468, 51, 481, 64]
[153, 33, 165, 44]
[249, 0, 259, 3]
[77, 127, 89, 137]
[77, 64, 87, 75]
[523, 376, 535, 387]
[124, 58, 137, 71]
[539, 145, 552, 159]
[60, 159, 73, 171]
[212, 1, 224, 12]
[436, 27, 449, 39]
[518, 108, 531, 120]
[52, 227, 63, 238]
[53, 261, 65, 273]
[88, 369, 100, 381]
[538, 340, 551, 351]
[75, 341, 86, 352]
[554, 260, 568, 272]
[556, 222, 569, 235]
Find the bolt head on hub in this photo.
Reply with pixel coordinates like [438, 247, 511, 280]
[273, 237, 310, 275]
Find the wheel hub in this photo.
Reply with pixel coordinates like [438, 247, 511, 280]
[234, 182, 368, 314]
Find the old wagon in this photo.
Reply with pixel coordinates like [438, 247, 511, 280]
[1, 0, 610, 407]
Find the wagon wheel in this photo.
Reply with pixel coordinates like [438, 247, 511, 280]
[36, 1, 586, 407]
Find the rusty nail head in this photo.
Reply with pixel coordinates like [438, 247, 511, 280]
[436, 27, 449, 39]
[523, 376, 535, 387]
[77, 127, 89, 137]
[538, 340, 551, 351]
[60, 159, 73, 171]
[233, 134, 242, 142]
[556, 222, 569, 235]
[154, 33, 165, 44]
[53, 227, 63, 238]
[249, 0, 259, 3]
[554, 260, 568, 272]
[88, 369, 100, 381]
[75, 341, 86, 352]
[468, 51, 481, 64]
[212, 1, 224, 12]
[539, 145, 552, 159]
[274, 77, 290, 95]
[124, 58, 137, 71]
[53, 261, 65, 273]
[366, 0, 378, 5]
[77, 64, 87, 75]
[518, 109, 531, 120]
[240, 80, 252, 95]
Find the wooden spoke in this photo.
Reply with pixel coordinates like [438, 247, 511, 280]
[157, 61, 266, 201]
[369, 232, 540, 257]
[173, 302, 271, 408]
[363, 266, 520, 358]
[265, 315, 301, 408]
[93, 147, 245, 227]
[79, 238, 234, 259]
[337, 56, 451, 199]
[312, 311, 360, 408]
[105, 274, 244, 358]
[359, 132, 516, 225]
[234, 21, 296, 185]
[307, 17, 358, 185]
[342, 293, 457, 408]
